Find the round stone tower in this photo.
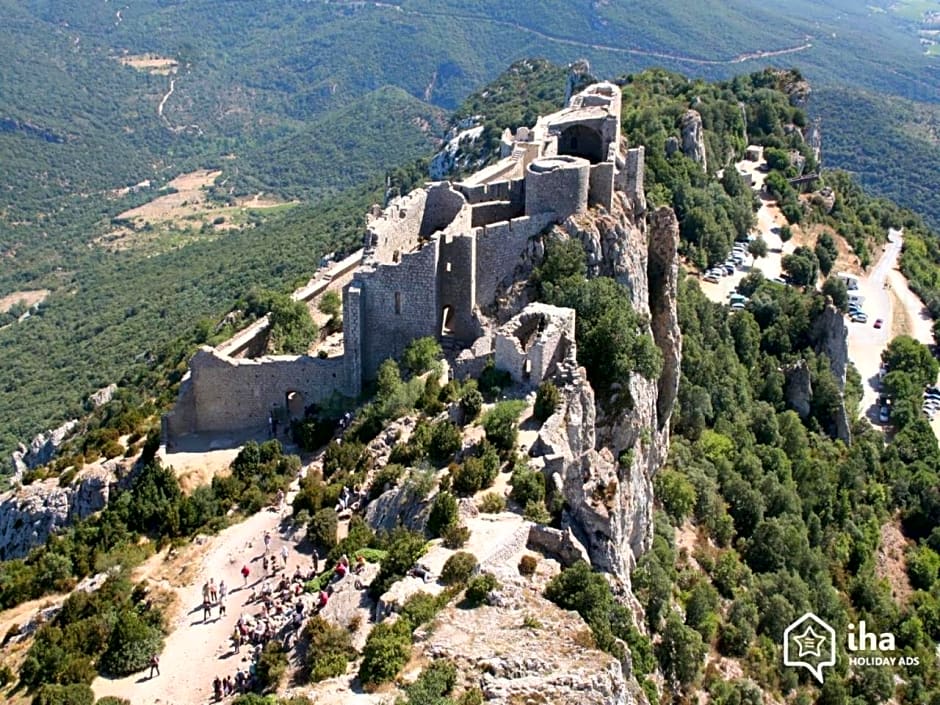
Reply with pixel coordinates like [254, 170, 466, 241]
[524, 155, 590, 219]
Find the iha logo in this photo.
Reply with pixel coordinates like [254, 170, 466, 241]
[783, 613, 920, 683]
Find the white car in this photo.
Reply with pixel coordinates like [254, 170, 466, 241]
[704, 272, 720, 283]
[851, 312, 868, 323]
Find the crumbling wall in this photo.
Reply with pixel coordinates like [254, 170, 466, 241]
[171, 348, 348, 435]
[367, 189, 428, 263]
[494, 304, 576, 387]
[438, 233, 479, 342]
[475, 213, 555, 310]
[357, 242, 440, 381]
[420, 183, 469, 238]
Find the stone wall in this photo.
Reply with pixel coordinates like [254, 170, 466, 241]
[458, 178, 524, 208]
[168, 348, 349, 436]
[438, 233, 479, 342]
[493, 304, 576, 387]
[367, 189, 427, 263]
[588, 161, 615, 210]
[474, 213, 555, 309]
[524, 156, 590, 219]
[357, 241, 440, 381]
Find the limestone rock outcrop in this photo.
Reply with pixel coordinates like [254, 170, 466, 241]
[785, 360, 813, 419]
[680, 109, 707, 172]
[418, 574, 645, 705]
[533, 192, 681, 587]
[10, 420, 78, 477]
[0, 459, 133, 560]
[810, 304, 851, 444]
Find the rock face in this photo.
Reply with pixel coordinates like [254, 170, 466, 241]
[680, 109, 707, 172]
[533, 192, 681, 587]
[88, 383, 117, 409]
[0, 460, 133, 560]
[10, 420, 78, 477]
[805, 118, 822, 165]
[810, 304, 851, 444]
[785, 360, 813, 419]
[418, 572, 644, 705]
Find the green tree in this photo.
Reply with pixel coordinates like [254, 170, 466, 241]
[267, 293, 318, 354]
[318, 290, 342, 319]
[426, 492, 458, 538]
[402, 337, 443, 376]
[747, 236, 768, 260]
[655, 469, 697, 523]
[359, 618, 412, 688]
[656, 612, 706, 694]
[822, 276, 849, 311]
[98, 609, 164, 677]
[533, 381, 561, 422]
[882, 336, 939, 389]
[782, 247, 819, 286]
[483, 400, 526, 451]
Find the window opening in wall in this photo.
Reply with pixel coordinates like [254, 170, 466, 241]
[393, 250, 401, 263]
[446, 261, 452, 272]
[441, 306, 453, 336]
[523, 359, 532, 380]
[286, 390, 305, 420]
[395, 292, 402, 315]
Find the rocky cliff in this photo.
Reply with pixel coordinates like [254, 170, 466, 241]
[533, 193, 681, 587]
[680, 109, 707, 172]
[0, 459, 134, 560]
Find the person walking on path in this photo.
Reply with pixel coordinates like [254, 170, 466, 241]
[219, 580, 227, 601]
[203, 597, 212, 622]
[280, 544, 289, 567]
[263, 531, 272, 555]
[241, 564, 250, 585]
[148, 653, 160, 678]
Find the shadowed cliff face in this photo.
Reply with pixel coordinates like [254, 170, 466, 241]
[534, 190, 681, 589]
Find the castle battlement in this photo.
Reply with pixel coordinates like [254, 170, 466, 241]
[164, 82, 645, 442]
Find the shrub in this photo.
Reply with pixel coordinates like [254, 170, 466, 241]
[534, 381, 561, 422]
[459, 388, 484, 420]
[309, 508, 338, 550]
[428, 421, 462, 463]
[477, 492, 506, 513]
[482, 400, 526, 451]
[523, 500, 551, 524]
[451, 455, 493, 496]
[369, 463, 404, 499]
[370, 528, 427, 598]
[402, 660, 457, 704]
[441, 551, 478, 586]
[518, 555, 538, 577]
[401, 591, 446, 628]
[426, 492, 458, 538]
[95, 699, 130, 705]
[441, 523, 470, 549]
[31, 684, 95, 705]
[318, 290, 342, 319]
[458, 687, 485, 705]
[328, 515, 375, 563]
[303, 616, 356, 682]
[478, 358, 513, 399]
[98, 609, 164, 677]
[464, 572, 499, 607]
[323, 440, 367, 479]
[358, 618, 413, 689]
[510, 466, 545, 507]
[255, 640, 288, 691]
[403, 337, 443, 375]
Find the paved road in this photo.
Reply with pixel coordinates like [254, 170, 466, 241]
[848, 229, 902, 423]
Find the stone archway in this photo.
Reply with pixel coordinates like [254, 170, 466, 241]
[285, 390, 305, 420]
[558, 124, 604, 163]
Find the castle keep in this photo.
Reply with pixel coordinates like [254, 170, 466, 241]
[164, 83, 645, 441]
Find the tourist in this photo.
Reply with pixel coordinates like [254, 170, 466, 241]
[218, 593, 227, 617]
[241, 564, 250, 585]
[203, 597, 213, 622]
[208, 577, 217, 603]
[219, 580, 227, 601]
[317, 589, 329, 613]
[263, 530, 272, 554]
[281, 543, 289, 567]
[233, 626, 242, 654]
[213, 675, 222, 701]
[354, 553, 366, 574]
[334, 560, 348, 579]
[148, 653, 160, 678]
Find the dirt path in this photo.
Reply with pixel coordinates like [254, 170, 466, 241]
[92, 489, 311, 705]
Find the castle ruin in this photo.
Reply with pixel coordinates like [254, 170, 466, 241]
[164, 83, 645, 442]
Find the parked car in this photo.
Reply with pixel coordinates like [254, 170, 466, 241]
[730, 301, 746, 311]
[771, 277, 787, 285]
[851, 312, 868, 323]
[874, 318, 883, 329]
[723, 264, 735, 275]
[704, 272, 720, 283]
[729, 294, 748, 304]
[879, 406, 890, 423]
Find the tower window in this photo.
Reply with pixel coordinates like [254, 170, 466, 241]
[394, 292, 402, 315]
